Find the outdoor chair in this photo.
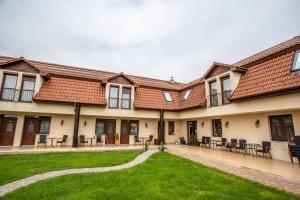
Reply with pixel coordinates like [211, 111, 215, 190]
[56, 135, 68, 147]
[235, 139, 247, 154]
[226, 139, 237, 152]
[256, 141, 272, 159]
[179, 137, 186, 144]
[37, 134, 47, 147]
[79, 135, 88, 146]
[96, 134, 103, 145]
[294, 136, 300, 145]
[199, 136, 210, 147]
[288, 143, 300, 164]
[134, 135, 142, 144]
[146, 135, 153, 144]
[216, 138, 227, 150]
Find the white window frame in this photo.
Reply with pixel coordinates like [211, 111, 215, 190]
[163, 90, 173, 102]
[292, 50, 300, 72]
[182, 89, 192, 101]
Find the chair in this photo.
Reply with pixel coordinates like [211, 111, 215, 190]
[256, 141, 272, 159]
[179, 137, 186, 144]
[288, 143, 300, 164]
[146, 135, 153, 144]
[79, 135, 88, 146]
[56, 135, 68, 147]
[37, 135, 47, 147]
[226, 139, 237, 152]
[235, 139, 247, 154]
[134, 135, 142, 144]
[294, 136, 300, 145]
[216, 138, 227, 150]
[96, 134, 103, 145]
[199, 136, 210, 147]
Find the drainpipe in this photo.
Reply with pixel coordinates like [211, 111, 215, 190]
[72, 104, 81, 147]
[159, 109, 164, 144]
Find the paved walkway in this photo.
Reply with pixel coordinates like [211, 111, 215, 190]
[166, 145, 300, 196]
[0, 149, 159, 197]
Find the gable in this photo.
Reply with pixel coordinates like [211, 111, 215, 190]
[108, 75, 133, 85]
[1, 60, 39, 74]
[205, 65, 230, 79]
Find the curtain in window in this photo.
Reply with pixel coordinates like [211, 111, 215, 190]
[2, 75, 17, 100]
[109, 87, 119, 107]
[21, 80, 35, 101]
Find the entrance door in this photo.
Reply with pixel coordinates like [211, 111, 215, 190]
[121, 120, 130, 144]
[105, 120, 116, 144]
[21, 118, 40, 145]
[0, 117, 17, 146]
[187, 121, 197, 145]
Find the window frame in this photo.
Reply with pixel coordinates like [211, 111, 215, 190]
[95, 119, 105, 135]
[1, 73, 18, 101]
[108, 85, 119, 108]
[168, 121, 175, 135]
[129, 120, 139, 135]
[121, 87, 131, 109]
[39, 117, 51, 135]
[269, 115, 295, 141]
[163, 90, 173, 102]
[292, 50, 300, 72]
[182, 89, 192, 101]
[221, 76, 231, 105]
[212, 119, 222, 137]
[19, 75, 36, 102]
[209, 80, 218, 107]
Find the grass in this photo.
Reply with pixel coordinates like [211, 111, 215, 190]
[1, 152, 299, 200]
[0, 150, 141, 185]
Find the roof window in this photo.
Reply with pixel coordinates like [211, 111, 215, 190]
[292, 50, 300, 72]
[182, 89, 192, 101]
[163, 91, 173, 102]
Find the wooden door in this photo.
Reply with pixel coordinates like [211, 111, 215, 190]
[121, 120, 130, 144]
[21, 118, 40, 145]
[187, 121, 197, 145]
[0, 118, 17, 146]
[105, 120, 116, 144]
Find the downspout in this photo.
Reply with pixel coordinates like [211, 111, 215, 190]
[72, 104, 81, 147]
[159, 109, 164, 144]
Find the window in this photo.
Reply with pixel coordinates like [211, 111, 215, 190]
[182, 89, 192, 101]
[39, 117, 51, 134]
[95, 120, 105, 135]
[20, 76, 36, 102]
[168, 121, 175, 135]
[292, 50, 300, 72]
[209, 80, 218, 107]
[109, 86, 119, 108]
[269, 115, 295, 141]
[163, 91, 173, 102]
[1, 74, 18, 101]
[212, 119, 222, 137]
[221, 77, 231, 105]
[130, 121, 139, 135]
[121, 87, 131, 109]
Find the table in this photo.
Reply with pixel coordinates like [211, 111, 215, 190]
[85, 137, 95, 147]
[210, 139, 221, 149]
[48, 137, 57, 148]
[139, 137, 148, 144]
[246, 143, 259, 156]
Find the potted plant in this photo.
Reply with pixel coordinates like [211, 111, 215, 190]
[115, 132, 120, 145]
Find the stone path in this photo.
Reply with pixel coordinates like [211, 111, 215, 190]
[167, 148, 300, 196]
[0, 149, 159, 197]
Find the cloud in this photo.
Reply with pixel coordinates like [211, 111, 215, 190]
[0, 0, 299, 83]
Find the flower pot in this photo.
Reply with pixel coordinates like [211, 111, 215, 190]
[115, 140, 120, 145]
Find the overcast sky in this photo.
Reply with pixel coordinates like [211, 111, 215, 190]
[0, 0, 299, 83]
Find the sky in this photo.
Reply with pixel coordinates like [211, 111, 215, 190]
[0, 0, 300, 83]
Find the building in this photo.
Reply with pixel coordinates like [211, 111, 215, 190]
[0, 35, 300, 161]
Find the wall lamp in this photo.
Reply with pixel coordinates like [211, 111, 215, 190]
[84, 121, 87, 127]
[145, 122, 148, 128]
[225, 121, 229, 128]
[201, 122, 204, 128]
[255, 120, 260, 128]
[60, 120, 64, 126]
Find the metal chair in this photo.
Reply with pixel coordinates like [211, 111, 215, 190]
[216, 138, 227, 150]
[288, 143, 300, 164]
[256, 141, 272, 159]
[37, 135, 47, 147]
[226, 139, 237, 152]
[79, 135, 88, 146]
[56, 135, 68, 147]
[199, 136, 210, 147]
[146, 135, 153, 144]
[235, 139, 247, 154]
[134, 135, 142, 144]
[96, 134, 103, 145]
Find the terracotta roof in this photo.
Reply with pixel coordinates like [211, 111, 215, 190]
[34, 76, 106, 105]
[178, 83, 206, 110]
[231, 50, 300, 101]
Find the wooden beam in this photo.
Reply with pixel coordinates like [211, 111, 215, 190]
[159, 109, 164, 144]
[72, 104, 81, 147]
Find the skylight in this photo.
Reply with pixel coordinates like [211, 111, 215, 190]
[182, 89, 192, 101]
[292, 51, 300, 71]
[163, 91, 173, 102]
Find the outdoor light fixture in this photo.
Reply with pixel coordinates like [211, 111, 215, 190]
[201, 122, 204, 127]
[145, 122, 148, 128]
[225, 121, 229, 128]
[60, 120, 64, 126]
[84, 121, 87, 127]
[255, 120, 260, 128]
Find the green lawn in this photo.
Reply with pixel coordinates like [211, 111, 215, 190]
[0, 150, 141, 185]
[1, 152, 299, 200]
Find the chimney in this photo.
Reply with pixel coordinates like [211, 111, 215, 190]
[170, 76, 175, 84]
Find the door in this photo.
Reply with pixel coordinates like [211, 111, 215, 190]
[187, 121, 197, 145]
[105, 120, 116, 144]
[21, 118, 40, 145]
[121, 120, 130, 144]
[0, 117, 17, 146]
